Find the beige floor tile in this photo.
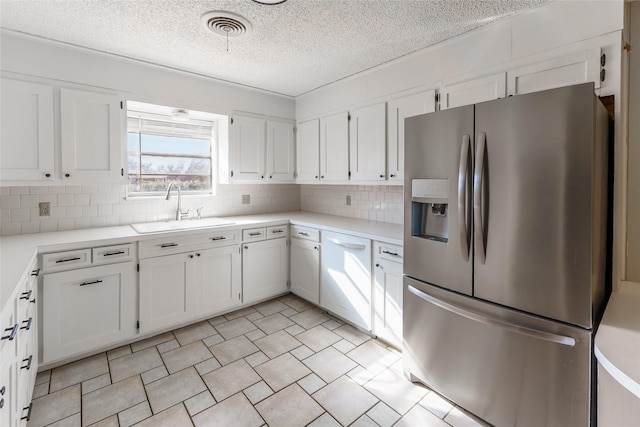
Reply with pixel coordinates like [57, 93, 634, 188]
[298, 373, 326, 395]
[156, 339, 180, 354]
[32, 382, 49, 399]
[214, 316, 257, 340]
[172, 321, 217, 346]
[184, 390, 215, 416]
[118, 401, 151, 427]
[243, 380, 274, 404]
[161, 340, 212, 374]
[88, 415, 118, 427]
[347, 340, 399, 375]
[254, 330, 302, 358]
[106, 345, 131, 361]
[192, 393, 264, 427]
[109, 347, 163, 383]
[394, 404, 450, 427]
[222, 306, 257, 320]
[134, 404, 192, 427]
[50, 353, 109, 393]
[254, 352, 311, 392]
[285, 324, 306, 336]
[312, 376, 378, 426]
[202, 359, 261, 402]
[347, 366, 375, 386]
[334, 324, 371, 346]
[202, 333, 224, 347]
[129, 332, 174, 353]
[281, 307, 298, 317]
[290, 308, 330, 329]
[207, 314, 227, 325]
[194, 357, 221, 376]
[363, 364, 428, 415]
[209, 334, 259, 365]
[308, 412, 341, 427]
[303, 346, 357, 383]
[29, 384, 80, 427]
[253, 300, 288, 316]
[282, 297, 313, 312]
[245, 311, 264, 322]
[444, 406, 491, 427]
[253, 312, 294, 334]
[296, 325, 341, 352]
[256, 383, 324, 427]
[245, 351, 270, 367]
[82, 373, 111, 394]
[48, 413, 81, 427]
[35, 370, 51, 385]
[322, 319, 343, 330]
[140, 365, 169, 385]
[145, 367, 207, 414]
[333, 338, 356, 353]
[82, 376, 146, 426]
[351, 415, 379, 427]
[367, 401, 401, 427]
[419, 390, 454, 419]
[290, 344, 315, 360]
[245, 328, 267, 341]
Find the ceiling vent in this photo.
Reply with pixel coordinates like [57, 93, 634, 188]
[201, 11, 252, 38]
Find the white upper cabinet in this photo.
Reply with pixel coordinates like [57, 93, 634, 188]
[60, 88, 123, 182]
[320, 111, 349, 181]
[349, 102, 386, 181]
[0, 79, 55, 182]
[507, 47, 602, 96]
[387, 90, 436, 182]
[230, 114, 265, 181]
[296, 119, 320, 182]
[440, 72, 507, 110]
[266, 119, 295, 182]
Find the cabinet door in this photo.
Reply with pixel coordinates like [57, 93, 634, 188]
[43, 263, 136, 363]
[231, 114, 265, 181]
[140, 253, 194, 334]
[349, 102, 386, 181]
[290, 238, 320, 304]
[60, 88, 123, 182]
[243, 238, 288, 305]
[296, 119, 320, 182]
[320, 231, 372, 330]
[0, 303, 16, 427]
[388, 90, 436, 182]
[266, 120, 295, 182]
[507, 48, 601, 96]
[441, 72, 506, 110]
[320, 112, 349, 181]
[194, 245, 242, 317]
[0, 79, 54, 182]
[373, 258, 403, 349]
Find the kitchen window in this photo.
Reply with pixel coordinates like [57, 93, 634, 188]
[126, 101, 225, 196]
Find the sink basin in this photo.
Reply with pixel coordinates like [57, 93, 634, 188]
[131, 217, 235, 234]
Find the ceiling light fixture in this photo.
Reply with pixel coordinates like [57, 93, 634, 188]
[171, 109, 190, 122]
[252, 0, 287, 4]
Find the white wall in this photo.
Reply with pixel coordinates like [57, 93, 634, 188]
[627, 2, 640, 283]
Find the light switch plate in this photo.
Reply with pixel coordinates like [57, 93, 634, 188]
[39, 202, 51, 216]
[242, 195, 250, 204]
[346, 195, 351, 206]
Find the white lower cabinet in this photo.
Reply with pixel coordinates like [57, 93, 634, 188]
[43, 263, 137, 363]
[373, 242, 403, 348]
[194, 246, 242, 316]
[290, 237, 320, 304]
[243, 237, 288, 305]
[320, 231, 372, 330]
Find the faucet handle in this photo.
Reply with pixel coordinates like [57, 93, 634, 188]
[196, 207, 204, 220]
[180, 208, 190, 220]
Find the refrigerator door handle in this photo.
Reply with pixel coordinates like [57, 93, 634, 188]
[474, 132, 487, 265]
[458, 134, 471, 262]
[407, 284, 577, 347]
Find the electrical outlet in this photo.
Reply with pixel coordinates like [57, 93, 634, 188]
[242, 194, 250, 204]
[39, 202, 51, 216]
[346, 195, 351, 206]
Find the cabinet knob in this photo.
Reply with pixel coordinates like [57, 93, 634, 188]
[196, 253, 201, 257]
[375, 263, 381, 268]
[380, 174, 384, 178]
[390, 174, 395, 178]
[315, 176, 318, 179]
[269, 176, 272, 179]
[1, 385, 5, 395]
[45, 173, 51, 178]
[321, 175, 324, 179]
[261, 175, 264, 179]
[314, 246, 318, 251]
[64, 173, 71, 178]
[244, 245, 248, 250]
[188, 254, 194, 259]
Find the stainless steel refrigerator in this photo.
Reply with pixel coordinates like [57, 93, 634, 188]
[403, 82, 609, 427]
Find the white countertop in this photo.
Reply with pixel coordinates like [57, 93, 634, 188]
[0, 211, 402, 312]
[595, 281, 640, 399]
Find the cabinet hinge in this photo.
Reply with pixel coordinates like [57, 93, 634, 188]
[120, 101, 123, 109]
[230, 171, 234, 178]
[238, 292, 241, 301]
[121, 168, 124, 177]
[136, 321, 140, 330]
[136, 263, 139, 272]
[231, 117, 234, 125]
[600, 53, 606, 67]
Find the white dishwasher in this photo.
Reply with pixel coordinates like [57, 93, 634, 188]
[320, 230, 372, 331]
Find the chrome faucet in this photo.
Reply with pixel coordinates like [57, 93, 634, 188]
[165, 182, 190, 221]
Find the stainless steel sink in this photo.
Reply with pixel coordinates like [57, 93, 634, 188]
[131, 217, 234, 234]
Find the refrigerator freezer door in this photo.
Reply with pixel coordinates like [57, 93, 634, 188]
[403, 277, 593, 427]
[404, 106, 474, 295]
[473, 83, 607, 328]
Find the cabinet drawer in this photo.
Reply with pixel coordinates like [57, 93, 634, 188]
[290, 225, 320, 242]
[201, 229, 240, 246]
[377, 243, 403, 263]
[92, 243, 135, 265]
[243, 227, 266, 241]
[266, 225, 288, 239]
[139, 229, 240, 258]
[42, 249, 91, 273]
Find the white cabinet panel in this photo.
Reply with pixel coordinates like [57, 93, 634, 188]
[60, 88, 123, 182]
[507, 48, 601, 96]
[349, 102, 386, 181]
[373, 242, 403, 349]
[320, 112, 349, 181]
[195, 246, 241, 316]
[388, 90, 436, 182]
[296, 119, 320, 182]
[0, 79, 54, 182]
[1, 288, 17, 427]
[266, 119, 295, 182]
[441, 72, 506, 110]
[290, 238, 320, 304]
[230, 114, 265, 181]
[243, 238, 288, 305]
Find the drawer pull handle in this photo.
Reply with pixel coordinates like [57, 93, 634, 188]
[211, 236, 227, 241]
[20, 289, 33, 300]
[21, 355, 33, 370]
[382, 250, 399, 257]
[31, 268, 40, 277]
[248, 232, 263, 236]
[271, 230, 284, 234]
[79, 280, 103, 287]
[103, 251, 125, 257]
[55, 257, 81, 264]
[21, 318, 32, 331]
[21, 403, 32, 421]
[298, 232, 309, 236]
[160, 243, 178, 248]
[1, 324, 19, 341]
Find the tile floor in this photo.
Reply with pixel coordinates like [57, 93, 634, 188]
[28, 294, 489, 427]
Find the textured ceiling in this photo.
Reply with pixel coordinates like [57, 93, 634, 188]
[0, 0, 547, 97]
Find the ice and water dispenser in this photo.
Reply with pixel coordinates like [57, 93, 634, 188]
[411, 179, 449, 243]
